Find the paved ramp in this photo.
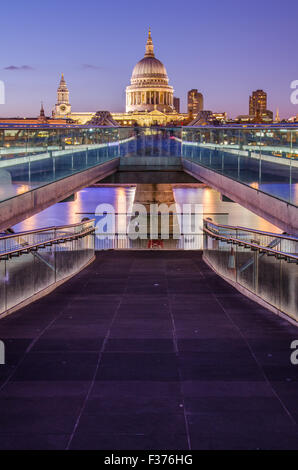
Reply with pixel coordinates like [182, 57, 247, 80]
[0, 251, 298, 449]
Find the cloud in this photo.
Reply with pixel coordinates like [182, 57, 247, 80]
[81, 64, 103, 70]
[4, 65, 34, 71]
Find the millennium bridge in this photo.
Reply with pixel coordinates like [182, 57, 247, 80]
[0, 124, 297, 450]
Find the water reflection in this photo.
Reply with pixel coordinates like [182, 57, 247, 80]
[173, 185, 281, 233]
[13, 181, 282, 250]
[14, 186, 136, 232]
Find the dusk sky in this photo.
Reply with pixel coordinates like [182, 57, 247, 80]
[1, 0, 298, 118]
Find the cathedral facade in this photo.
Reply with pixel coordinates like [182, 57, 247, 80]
[52, 73, 72, 118]
[53, 30, 187, 126]
[125, 29, 174, 113]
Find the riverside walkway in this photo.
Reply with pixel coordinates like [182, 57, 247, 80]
[0, 250, 298, 450]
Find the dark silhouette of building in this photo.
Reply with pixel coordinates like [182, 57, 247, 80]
[173, 97, 180, 113]
[37, 102, 47, 123]
[86, 111, 119, 126]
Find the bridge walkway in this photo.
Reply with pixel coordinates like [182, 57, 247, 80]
[0, 251, 297, 449]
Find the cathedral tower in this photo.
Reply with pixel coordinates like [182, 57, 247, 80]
[53, 73, 71, 118]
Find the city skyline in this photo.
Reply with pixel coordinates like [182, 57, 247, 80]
[1, 0, 298, 118]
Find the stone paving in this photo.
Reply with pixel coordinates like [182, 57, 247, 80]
[0, 251, 298, 450]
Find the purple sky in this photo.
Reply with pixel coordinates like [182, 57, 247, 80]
[1, 0, 298, 118]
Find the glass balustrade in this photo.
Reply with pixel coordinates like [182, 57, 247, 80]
[182, 126, 298, 206]
[1, 124, 297, 209]
[0, 126, 132, 203]
[203, 219, 298, 321]
[0, 219, 95, 317]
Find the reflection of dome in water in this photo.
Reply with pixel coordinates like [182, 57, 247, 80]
[126, 29, 174, 113]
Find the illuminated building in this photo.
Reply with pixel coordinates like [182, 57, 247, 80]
[126, 28, 174, 113]
[53, 29, 188, 126]
[0, 102, 70, 125]
[52, 73, 72, 118]
[275, 108, 281, 123]
[190, 111, 227, 125]
[248, 89, 272, 121]
[249, 89, 267, 116]
[288, 114, 298, 122]
[211, 112, 227, 122]
[233, 90, 272, 123]
[187, 89, 203, 117]
[236, 111, 273, 123]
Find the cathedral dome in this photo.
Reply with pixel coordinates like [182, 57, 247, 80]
[126, 28, 174, 113]
[132, 57, 168, 81]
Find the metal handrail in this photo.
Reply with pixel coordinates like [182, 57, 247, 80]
[0, 219, 96, 241]
[203, 226, 298, 263]
[203, 218, 298, 242]
[0, 225, 95, 259]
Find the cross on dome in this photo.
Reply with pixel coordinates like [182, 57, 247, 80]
[145, 27, 154, 58]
